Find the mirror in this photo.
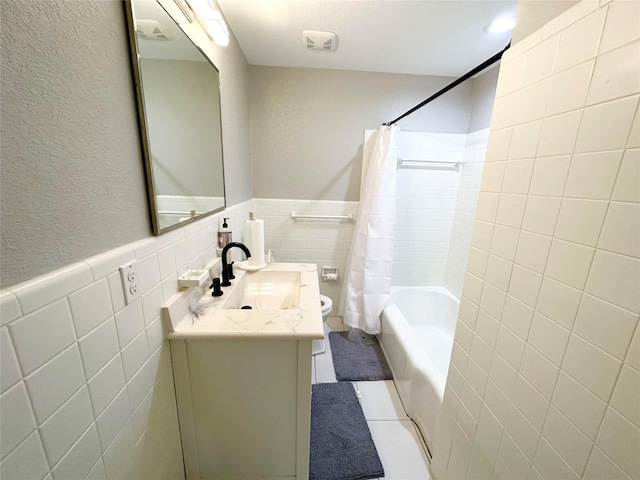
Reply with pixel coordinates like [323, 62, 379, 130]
[125, 0, 226, 234]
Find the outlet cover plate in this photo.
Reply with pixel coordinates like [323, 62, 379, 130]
[119, 261, 141, 305]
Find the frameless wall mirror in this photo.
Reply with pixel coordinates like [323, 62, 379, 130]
[125, 0, 226, 234]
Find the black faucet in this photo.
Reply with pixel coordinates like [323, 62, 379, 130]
[221, 242, 251, 287]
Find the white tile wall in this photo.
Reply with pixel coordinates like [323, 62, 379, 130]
[445, 130, 490, 298]
[253, 198, 358, 310]
[431, 1, 640, 479]
[0, 199, 254, 479]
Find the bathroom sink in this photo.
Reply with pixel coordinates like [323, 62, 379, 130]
[222, 270, 301, 310]
[161, 262, 324, 340]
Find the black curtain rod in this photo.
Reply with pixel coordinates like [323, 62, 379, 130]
[384, 43, 511, 126]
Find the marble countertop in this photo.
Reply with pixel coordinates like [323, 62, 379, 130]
[162, 262, 324, 340]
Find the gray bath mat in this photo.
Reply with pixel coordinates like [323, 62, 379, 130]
[329, 331, 392, 381]
[310, 382, 384, 480]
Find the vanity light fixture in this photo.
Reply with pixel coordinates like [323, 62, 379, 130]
[483, 15, 516, 35]
[187, 0, 230, 45]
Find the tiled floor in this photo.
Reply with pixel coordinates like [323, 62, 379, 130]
[312, 319, 432, 480]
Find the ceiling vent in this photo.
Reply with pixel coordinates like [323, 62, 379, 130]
[302, 30, 338, 51]
[136, 19, 172, 41]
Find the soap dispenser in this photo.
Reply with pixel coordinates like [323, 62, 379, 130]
[218, 218, 232, 250]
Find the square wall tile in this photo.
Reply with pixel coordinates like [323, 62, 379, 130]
[480, 162, 506, 192]
[537, 110, 583, 158]
[546, 59, 595, 116]
[476, 193, 501, 223]
[596, 408, 640, 479]
[610, 365, 640, 428]
[0, 328, 21, 393]
[519, 345, 559, 399]
[107, 272, 125, 314]
[535, 277, 582, 329]
[39, 386, 93, 466]
[141, 285, 164, 327]
[485, 255, 513, 291]
[497, 431, 532, 479]
[552, 372, 606, 440]
[492, 93, 518, 129]
[534, 438, 580, 480]
[563, 334, 622, 401]
[508, 265, 542, 308]
[599, 0, 640, 54]
[522, 36, 560, 86]
[598, 202, 640, 258]
[121, 331, 148, 382]
[88, 354, 126, 416]
[497, 54, 524, 97]
[612, 149, 640, 202]
[627, 326, 640, 371]
[515, 80, 551, 125]
[511, 376, 549, 431]
[114, 300, 145, 348]
[51, 424, 101, 480]
[508, 121, 542, 160]
[586, 250, 640, 314]
[584, 446, 633, 480]
[542, 406, 593, 474]
[588, 40, 640, 105]
[564, 150, 624, 200]
[0, 431, 49, 480]
[522, 196, 562, 236]
[554, 8, 607, 73]
[471, 221, 495, 252]
[529, 155, 572, 197]
[502, 159, 535, 194]
[575, 95, 639, 154]
[545, 239, 595, 290]
[490, 225, 520, 261]
[573, 294, 638, 361]
[501, 295, 534, 340]
[514, 232, 552, 274]
[491, 353, 519, 397]
[496, 325, 526, 370]
[554, 198, 608, 247]
[8, 299, 76, 376]
[24, 344, 86, 424]
[485, 127, 513, 162]
[528, 312, 570, 366]
[0, 381, 37, 460]
[496, 194, 527, 229]
[78, 318, 119, 380]
[69, 279, 113, 338]
[96, 388, 131, 452]
[137, 254, 161, 294]
[480, 283, 507, 320]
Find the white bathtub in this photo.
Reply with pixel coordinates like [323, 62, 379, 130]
[379, 286, 459, 452]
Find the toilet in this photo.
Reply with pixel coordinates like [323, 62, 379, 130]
[312, 295, 333, 355]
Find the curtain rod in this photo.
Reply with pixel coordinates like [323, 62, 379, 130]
[384, 43, 511, 126]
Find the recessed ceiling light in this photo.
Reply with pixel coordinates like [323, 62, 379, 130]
[484, 16, 516, 35]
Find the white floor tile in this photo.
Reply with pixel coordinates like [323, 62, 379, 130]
[356, 380, 410, 421]
[367, 420, 431, 479]
[314, 344, 337, 383]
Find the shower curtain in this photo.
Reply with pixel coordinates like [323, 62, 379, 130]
[339, 124, 398, 335]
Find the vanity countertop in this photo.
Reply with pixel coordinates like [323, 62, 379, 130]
[162, 262, 324, 340]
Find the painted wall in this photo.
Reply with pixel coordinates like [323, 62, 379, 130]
[249, 66, 474, 202]
[0, 0, 252, 288]
[431, 1, 640, 479]
[467, 66, 500, 133]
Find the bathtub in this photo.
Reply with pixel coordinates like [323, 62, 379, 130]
[379, 286, 459, 452]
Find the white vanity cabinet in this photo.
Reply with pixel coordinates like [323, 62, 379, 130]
[171, 338, 313, 479]
[162, 263, 323, 480]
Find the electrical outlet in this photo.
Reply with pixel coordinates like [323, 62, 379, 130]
[119, 261, 141, 305]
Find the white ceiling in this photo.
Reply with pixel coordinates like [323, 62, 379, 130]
[216, 0, 517, 78]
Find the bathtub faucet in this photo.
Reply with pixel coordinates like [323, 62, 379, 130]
[221, 242, 251, 287]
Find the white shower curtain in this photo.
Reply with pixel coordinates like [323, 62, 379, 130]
[339, 124, 398, 335]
